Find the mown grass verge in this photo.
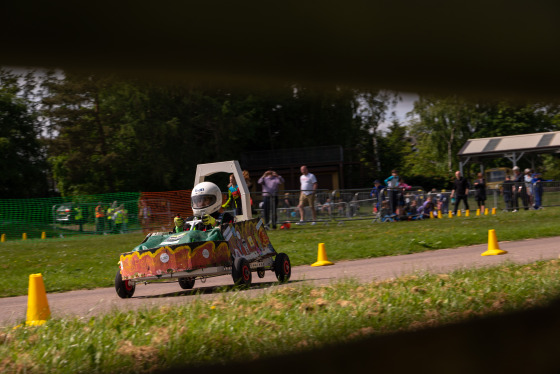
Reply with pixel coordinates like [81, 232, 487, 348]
[2, 259, 560, 373]
[1, 207, 559, 297]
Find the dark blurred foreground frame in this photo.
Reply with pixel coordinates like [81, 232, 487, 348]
[3, 1, 560, 372]
[2, 1, 560, 98]
[162, 298, 560, 374]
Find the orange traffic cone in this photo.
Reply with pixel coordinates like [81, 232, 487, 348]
[311, 243, 334, 266]
[481, 229, 508, 256]
[26, 274, 51, 326]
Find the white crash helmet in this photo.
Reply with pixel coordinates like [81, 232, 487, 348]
[191, 182, 222, 217]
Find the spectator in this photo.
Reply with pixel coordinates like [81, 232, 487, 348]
[532, 172, 544, 210]
[473, 172, 487, 213]
[107, 201, 118, 233]
[404, 199, 419, 219]
[222, 174, 243, 216]
[419, 195, 436, 219]
[95, 202, 105, 234]
[379, 200, 396, 222]
[370, 180, 385, 213]
[320, 197, 334, 215]
[501, 175, 514, 211]
[258, 170, 285, 229]
[437, 190, 449, 214]
[512, 166, 528, 211]
[450, 171, 470, 215]
[119, 204, 128, 233]
[297, 165, 318, 225]
[524, 168, 534, 206]
[384, 169, 401, 213]
[138, 198, 151, 228]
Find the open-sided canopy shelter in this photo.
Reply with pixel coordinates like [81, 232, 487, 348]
[458, 131, 560, 173]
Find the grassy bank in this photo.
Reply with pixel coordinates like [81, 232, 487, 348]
[2, 259, 560, 373]
[1, 208, 559, 297]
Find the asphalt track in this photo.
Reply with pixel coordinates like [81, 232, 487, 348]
[2, 236, 559, 328]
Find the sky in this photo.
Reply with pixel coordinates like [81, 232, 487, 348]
[380, 92, 418, 132]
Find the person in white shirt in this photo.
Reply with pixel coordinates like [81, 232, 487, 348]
[297, 165, 318, 225]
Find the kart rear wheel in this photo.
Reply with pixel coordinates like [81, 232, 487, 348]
[274, 253, 291, 283]
[232, 257, 252, 287]
[178, 277, 196, 290]
[115, 269, 135, 298]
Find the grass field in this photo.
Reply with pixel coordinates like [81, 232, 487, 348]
[1, 207, 559, 298]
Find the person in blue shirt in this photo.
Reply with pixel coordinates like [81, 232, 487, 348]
[384, 170, 400, 213]
[222, 174, 242, 216]
[532, 172, 544, 210]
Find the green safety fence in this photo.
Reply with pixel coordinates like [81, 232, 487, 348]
[0, 192, 141, 241]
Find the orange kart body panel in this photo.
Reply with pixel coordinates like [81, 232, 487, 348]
[119, 218, 276, 280]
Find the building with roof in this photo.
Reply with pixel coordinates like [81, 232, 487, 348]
[458, 131, 560, 173]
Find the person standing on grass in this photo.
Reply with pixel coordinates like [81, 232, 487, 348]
[512, 166, 528, 211]
[532, 172, 544, 210]
[297, 165, 318, 225]
[450, 170, 470, 215]
[473, 172, 487, 213]
[258, 170, 285, 229]
[502, 175, 514, 211]
[384, 170, 400, 214]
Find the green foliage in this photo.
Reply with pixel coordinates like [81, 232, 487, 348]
[0, 69, 49, 198]
[405, 95, 560, 186]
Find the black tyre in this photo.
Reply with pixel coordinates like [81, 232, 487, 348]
[232, 257, 252, 287]
[115, 269, 135, 298]
[274, 253, 291, 283]
[178, 277, 196, 289]
[257, 267, 266, 278]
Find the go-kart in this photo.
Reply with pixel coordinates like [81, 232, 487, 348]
[115, 161, 291, 298]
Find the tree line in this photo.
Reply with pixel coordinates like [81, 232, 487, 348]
[1, 68, 560, 198]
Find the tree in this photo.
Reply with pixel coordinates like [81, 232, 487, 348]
[0, 69, 48, 198]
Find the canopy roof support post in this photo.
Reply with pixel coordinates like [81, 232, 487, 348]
[505, 151, 524, 167]
[459, 157, 470, 175]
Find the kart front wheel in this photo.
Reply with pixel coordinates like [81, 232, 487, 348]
[274, 253, 291, 283]
[178, 277, 196, 290]
[232, 257, 252, 287]
[115, 269, 135, 298]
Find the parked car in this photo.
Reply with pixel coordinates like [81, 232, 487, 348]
[54, 203, 75, 224]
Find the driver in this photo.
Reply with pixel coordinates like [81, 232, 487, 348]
[185, 181, 234, 231]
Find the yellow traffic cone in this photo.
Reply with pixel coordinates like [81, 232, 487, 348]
[491, 207, 496, 215]
[311, 243, 334, 266]
[476, 209, 480, 216]
[41, 232, 46, 240]
[457, 210, 462, 217]
[481, 229, 508, 256]
[448, 211, 453, 218]
[1, 233, 5, 242]
[437, 210, 442, 219]
[465, 209, 470, 217]
[484, 208, 489, 215]
[429, 211, 434, 219]
[26, 274, 50, 326]
[22, 233, 27, 240]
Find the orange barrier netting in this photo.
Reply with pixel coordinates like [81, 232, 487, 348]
[139, 190, 193, 234]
